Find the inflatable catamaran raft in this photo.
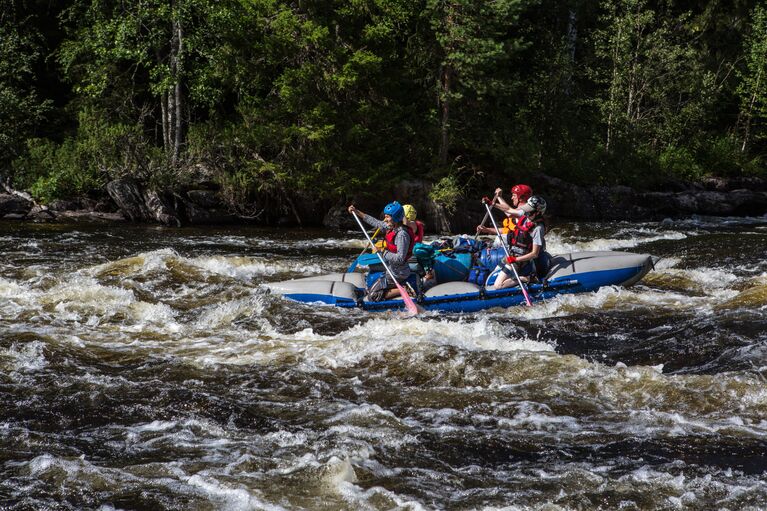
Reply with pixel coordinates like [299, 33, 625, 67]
[266, 248, 654, 313]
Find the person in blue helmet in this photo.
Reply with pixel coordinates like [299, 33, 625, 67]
[348, 201, 415, 301]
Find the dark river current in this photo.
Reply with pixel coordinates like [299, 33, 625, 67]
[1, 217, 767, 510]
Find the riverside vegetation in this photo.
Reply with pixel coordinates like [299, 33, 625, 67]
[1, 0, 767, 224]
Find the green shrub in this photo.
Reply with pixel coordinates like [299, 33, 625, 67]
[696, 135, 765, 178]
[429, 174, 463, 214]
[10, 108, 145, 202]
[658, 145, 704, 181]
[12, 137, 103, 203]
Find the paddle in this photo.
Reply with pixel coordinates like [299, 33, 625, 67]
[346, 228, 380, 272]
[351, 211, 421, 316]
[474, 191, 501, 241]
[483, 201, 533, 307]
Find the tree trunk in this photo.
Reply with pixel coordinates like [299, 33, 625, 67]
[606, 24, 622, 153]
[438, 64, 452, 165]
[741, 66, 762, 152]
[173, 19, 184, 164]
[564, 8, 577, 96]
[161, 90, 170, 153]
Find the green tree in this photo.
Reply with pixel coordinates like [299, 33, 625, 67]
[737, 4, 767, 154]
[0, 3, 51, 178]
[189, 0, 432, 203]
[58, 0, 224, 167]
[592, 0, 716, 157]
[425, 0, 527, 166]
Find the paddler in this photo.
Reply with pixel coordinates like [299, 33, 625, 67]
[403, 204, 425, 243]
[348, 202, 415, 301]
[488, 195, 550, 289]
[476, 184, 533, 236]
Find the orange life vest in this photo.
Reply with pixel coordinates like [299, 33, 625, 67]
[501, 217, 517, 235]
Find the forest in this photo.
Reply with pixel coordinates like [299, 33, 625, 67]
[1, 0, 766, 217]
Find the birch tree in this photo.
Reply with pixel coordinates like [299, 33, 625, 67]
[737, 5, 767, 153]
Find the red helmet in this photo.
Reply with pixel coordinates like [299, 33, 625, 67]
[511, 184, 533, 202]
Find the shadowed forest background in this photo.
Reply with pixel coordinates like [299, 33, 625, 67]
[1, 0, 766, 220]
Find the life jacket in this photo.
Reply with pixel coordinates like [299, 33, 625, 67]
[500, 217, 516, 235]
[506, 216, 550, 278]
[506, 216, 537, 257]
[413, 221, 425, 243]
[385, 225, 415, 258]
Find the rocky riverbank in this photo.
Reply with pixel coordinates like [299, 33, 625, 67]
[2, 174, 766, 232]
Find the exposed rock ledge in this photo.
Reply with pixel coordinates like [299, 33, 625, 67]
[2, 175, 766, 230]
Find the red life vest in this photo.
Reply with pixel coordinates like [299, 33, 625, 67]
[506, 216, 537, 257]
[413, 221, 424, 243]
[385, 225, 415, 258]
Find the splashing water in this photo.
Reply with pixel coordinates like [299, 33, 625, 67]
[1, 219, 766, 510]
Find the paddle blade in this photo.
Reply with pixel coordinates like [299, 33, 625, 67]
[346, 259, 358, 273]
[394, 280, 421, 316]
[521, 288, 533, 306]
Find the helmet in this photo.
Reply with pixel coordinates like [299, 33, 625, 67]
[511, 184, 533, 202]
[527, 195, 547, 215]
[383, 201, 405, 223]
[403, 204, 417, 222]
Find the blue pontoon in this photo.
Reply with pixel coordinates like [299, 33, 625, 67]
[266, 250, 653, 313]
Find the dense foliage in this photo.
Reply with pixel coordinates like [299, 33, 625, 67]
[1, 0, 766, 207]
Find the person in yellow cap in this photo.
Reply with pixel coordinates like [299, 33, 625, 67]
[403, 204, 425, 243]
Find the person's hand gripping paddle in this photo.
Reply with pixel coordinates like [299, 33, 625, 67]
[483, 200, 533, 306]
[474, 190, 501, 241]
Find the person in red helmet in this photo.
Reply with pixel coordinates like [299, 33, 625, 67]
[491, 195, 550, 289]
[476, 183, 533, 236]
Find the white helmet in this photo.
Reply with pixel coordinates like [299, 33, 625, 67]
[527, 196, 547, 215]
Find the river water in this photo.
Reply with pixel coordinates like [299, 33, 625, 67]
[1, 217, 766, 510]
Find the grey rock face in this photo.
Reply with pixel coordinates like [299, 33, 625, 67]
[0, 193, 33, 216]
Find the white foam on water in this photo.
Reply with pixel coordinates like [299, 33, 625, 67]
[24, 452, 138, 490]
[336, 479, 430, 511]
[618, 410, 767, 439]
[0, 341, 47, 373]
[193, 295, 266, 331]
[176, 235, 250, 248]
[121, 418, 232, 454]
[0, 277, 29, 299]
[43, 276, 136, 321]
[546, 230, 687, 254]
[503, 286, 702, 320]
[87, 248, 181, 279]
[654, 257, 681, 270]
[263, 430, 310, 448]
[311, 237, 368, 249]
[180, 314, 552, 372]
[0, 277, 40, 318]
[663, 214, 767, 229]
[125, 301, 180, 332]
[188, 255, 325, 279]
[185, 474, 286, 511]
[322, 404, 418, 451]
[326, 403, 405, 428]
[293, 316, 553, 369]
[657, 267, 739, 291]
[495, 410, 581, 434]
